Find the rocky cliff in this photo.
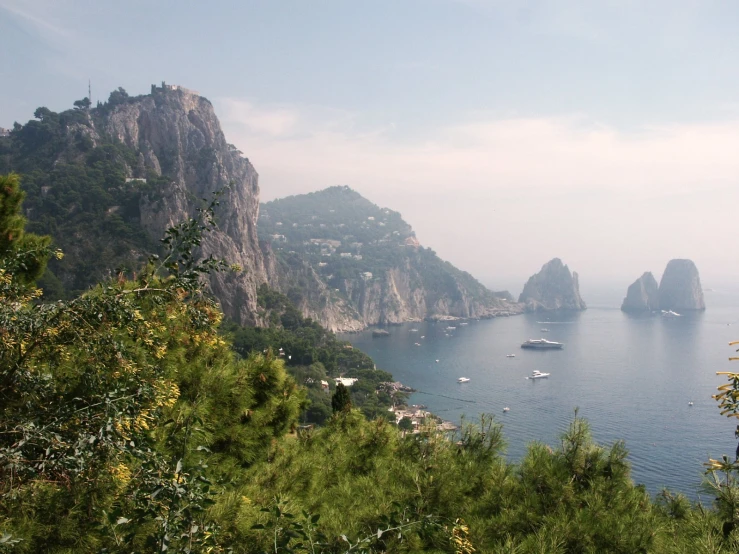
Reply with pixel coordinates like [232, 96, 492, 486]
[658, 259, 705, 311]
[621, 272, 659, 312]
[259, 186, 522, 331]
[3, 84, 521, 331]
[100, 85, 273, 324]
[518, 258, 587, 311]
[2, 84, 272, 325]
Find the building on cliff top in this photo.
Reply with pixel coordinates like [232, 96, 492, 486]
[151, 81, 199, 96]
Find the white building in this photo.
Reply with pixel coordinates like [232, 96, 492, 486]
[334, 377, 358, 387]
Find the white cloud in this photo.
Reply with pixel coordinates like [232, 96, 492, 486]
[215, 98, 739, 287]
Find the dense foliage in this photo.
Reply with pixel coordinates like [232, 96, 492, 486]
[3, 175, 739, 553]
[0, 185, 303, 552]
[224, 285, 401, 424]
[0, 101, 162, 299]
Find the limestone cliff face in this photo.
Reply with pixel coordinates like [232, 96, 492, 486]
[658, 259, 705, 311]
[621, 272, 660, 312]
[518, 258, 586, 311]
[100, 85, 272, 325]
[337, 261, 518, 329]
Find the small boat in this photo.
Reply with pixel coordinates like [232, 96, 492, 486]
[527, 370, 550, 380]
[506, 354, 515, 358]
[446, 326, 456, 330]
[435, 359, 440, 363]
[460, 322, 469, 326]
[457, 377, 470, 383]
[541, 328, 549, 332]
[414, 342, 421, 346]
[420, 335, 425, 339]
[503, 407, 510, 412]
[410, 328, 419, 333]
[661, 310, 682, 318]
[688, 401, 694, 406]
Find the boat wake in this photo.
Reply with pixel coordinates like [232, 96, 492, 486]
[415, 390, 476, 403]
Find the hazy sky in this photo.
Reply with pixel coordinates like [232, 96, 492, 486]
[2, 0, 738, 293]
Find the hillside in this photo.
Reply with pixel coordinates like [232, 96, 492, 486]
[0, 84, 273, 325]
[260, 186, 521, 330]
[0, 85, 520, 332]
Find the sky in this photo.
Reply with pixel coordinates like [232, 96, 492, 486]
[2, 0, 739, 294]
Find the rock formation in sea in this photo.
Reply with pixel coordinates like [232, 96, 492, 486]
[518, 258, 587, 311]
[621, 272, 660, 312]
[658, 259, 705, 311]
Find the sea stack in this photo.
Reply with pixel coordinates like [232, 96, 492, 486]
[518, 258, 587, 311]
[658, 259, 705, 311]
[621, 272, 659, 313]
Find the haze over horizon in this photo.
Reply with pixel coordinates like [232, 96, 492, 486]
[2, 0, 738, 289]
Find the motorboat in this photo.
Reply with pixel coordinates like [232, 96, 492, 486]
[661, 310, 682, 318]
[688, 401, 694, 406]
[503, 407, 510, 412]
[457, 377, 470, 383]
[540, 328, 549, 332]
[506, 354, 516, 358]
[446, 326, 457, 330]
[414, 342, 421, 346]
[435, 359, 440, 363]
[527, 370, 550, 380]
[521, 339, 564, 350]
[410, 328, 419, 332]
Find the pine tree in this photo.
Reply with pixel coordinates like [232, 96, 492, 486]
[331, 382, 352, 413]
[0, 172, 51, 285]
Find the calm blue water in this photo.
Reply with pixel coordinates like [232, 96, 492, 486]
[342, 289, 739, 498]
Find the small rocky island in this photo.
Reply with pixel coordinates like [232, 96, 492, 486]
[658, 259, 705, 311]
[621, 272, 659, 312]
[621, 259, 705, 313]
[518, 258, 587, 311]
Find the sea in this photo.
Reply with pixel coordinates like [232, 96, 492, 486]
[341, 287, 739, 500]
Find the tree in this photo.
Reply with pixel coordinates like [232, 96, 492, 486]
[0, 183, 304, 551]
[331, 382, 352, 413]
[398, 416, 414, 432]
[0, 173, 51, 285]
[705, 340, 739, 538]
[73, 97, 91, 110]
[107, 87, 129, 106]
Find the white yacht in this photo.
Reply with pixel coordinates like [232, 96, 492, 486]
[527, 370, 550, 380]
[457, 377, 470, 383]
[521, 339, 564, 350]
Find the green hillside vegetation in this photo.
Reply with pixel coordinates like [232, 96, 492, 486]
[224, 284, 405, 424]
[0, 95, 164, 300]
[260, 186, 512, 303]
[4, 174, 739, 552]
